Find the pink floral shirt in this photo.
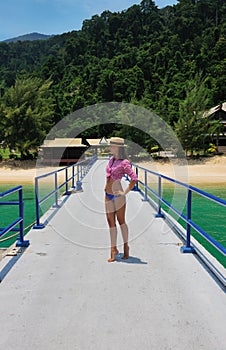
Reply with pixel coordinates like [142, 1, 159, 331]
[106, 157, 138, 182]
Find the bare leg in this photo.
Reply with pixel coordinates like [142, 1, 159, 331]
[120, 224, 129, 260]
[120, 223, 128, 243]
[109, 226, 117, 248]
[105, 197, 119, 262]
[115, 196, 130, 259]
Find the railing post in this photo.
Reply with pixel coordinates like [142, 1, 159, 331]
[181, 189, 195, 253]
[32, 156, 96, 229]
[131, 165, 139, 191]
[78, 164, 80, 182]
[85, 163, 90, 174]
[65, 168, 70, 195]
[16, 188, 29, 247]
[33, 178, 45, 229]
[135, 167, 139, 191]
[76, 163, 83, 191]
[53, 172, 59, 207]
[142, 170, 148, 201]
[72, 165, 75, 189]
[155, 176, 164, 218]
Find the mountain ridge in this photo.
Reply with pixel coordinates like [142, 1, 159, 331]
[2, 32, 54, 43]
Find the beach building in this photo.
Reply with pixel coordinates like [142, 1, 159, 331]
[85, 136, 109, 154]
[40, 136, 110, 165]
[204, 102, 226, 153]
[41, 138, 88, 165]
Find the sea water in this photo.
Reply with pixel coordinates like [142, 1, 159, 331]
[0, 182, 225, 267]
[148, 182, 226, 267]
[0, 182, 58, 248]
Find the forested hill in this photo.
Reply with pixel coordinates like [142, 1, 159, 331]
[0, 0, 225, 157]
[3, 32, 53, 43]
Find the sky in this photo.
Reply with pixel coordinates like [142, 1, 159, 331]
[0, 0, 177, 41]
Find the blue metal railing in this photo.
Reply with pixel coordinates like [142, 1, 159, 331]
[131, 163, 226, 258]
[0, 186, 30, 247]
[34, 155, 97, 229]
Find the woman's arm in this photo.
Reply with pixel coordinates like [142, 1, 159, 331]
[123, 180, 137, 195]
[117, 160, 138, 196]
[114, 180, 137, 196]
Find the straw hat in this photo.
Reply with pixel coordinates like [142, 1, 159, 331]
[109, 137, 126, 147]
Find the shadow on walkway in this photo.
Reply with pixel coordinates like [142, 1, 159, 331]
[114, 253, 148, 264]
[0, 247, 28, 282]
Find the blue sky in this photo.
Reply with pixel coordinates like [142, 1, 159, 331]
[0, 0, 177, 41]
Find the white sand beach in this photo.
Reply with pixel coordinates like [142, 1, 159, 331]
[0, 160, 62, 184]
[0, 167, 37, 184]
[136, 155, 226, 185]
[0, 156, 226, 185]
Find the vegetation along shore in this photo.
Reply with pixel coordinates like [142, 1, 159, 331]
[0, 0, 225, 161]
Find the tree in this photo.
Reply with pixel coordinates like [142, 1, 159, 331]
[0, 0, 225, 137]
[140, 0, 157, 14]
[174, 75, 210, 156]
[0, 76, 54, 157]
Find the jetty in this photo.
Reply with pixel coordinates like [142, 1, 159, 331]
[0, 159, 225, 350]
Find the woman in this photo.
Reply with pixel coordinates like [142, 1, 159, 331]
[105, 137, 138, 262]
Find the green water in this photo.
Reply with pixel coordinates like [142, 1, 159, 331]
[0, 182, 64, 248]
[1, 182, 226, 267]
[148, 182, 226, 268]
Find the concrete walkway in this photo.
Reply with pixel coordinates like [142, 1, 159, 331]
[0, 159, 225, 350]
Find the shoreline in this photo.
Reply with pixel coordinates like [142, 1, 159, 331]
[136, 155, 226, 185]
[0, 156, 226, 186]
